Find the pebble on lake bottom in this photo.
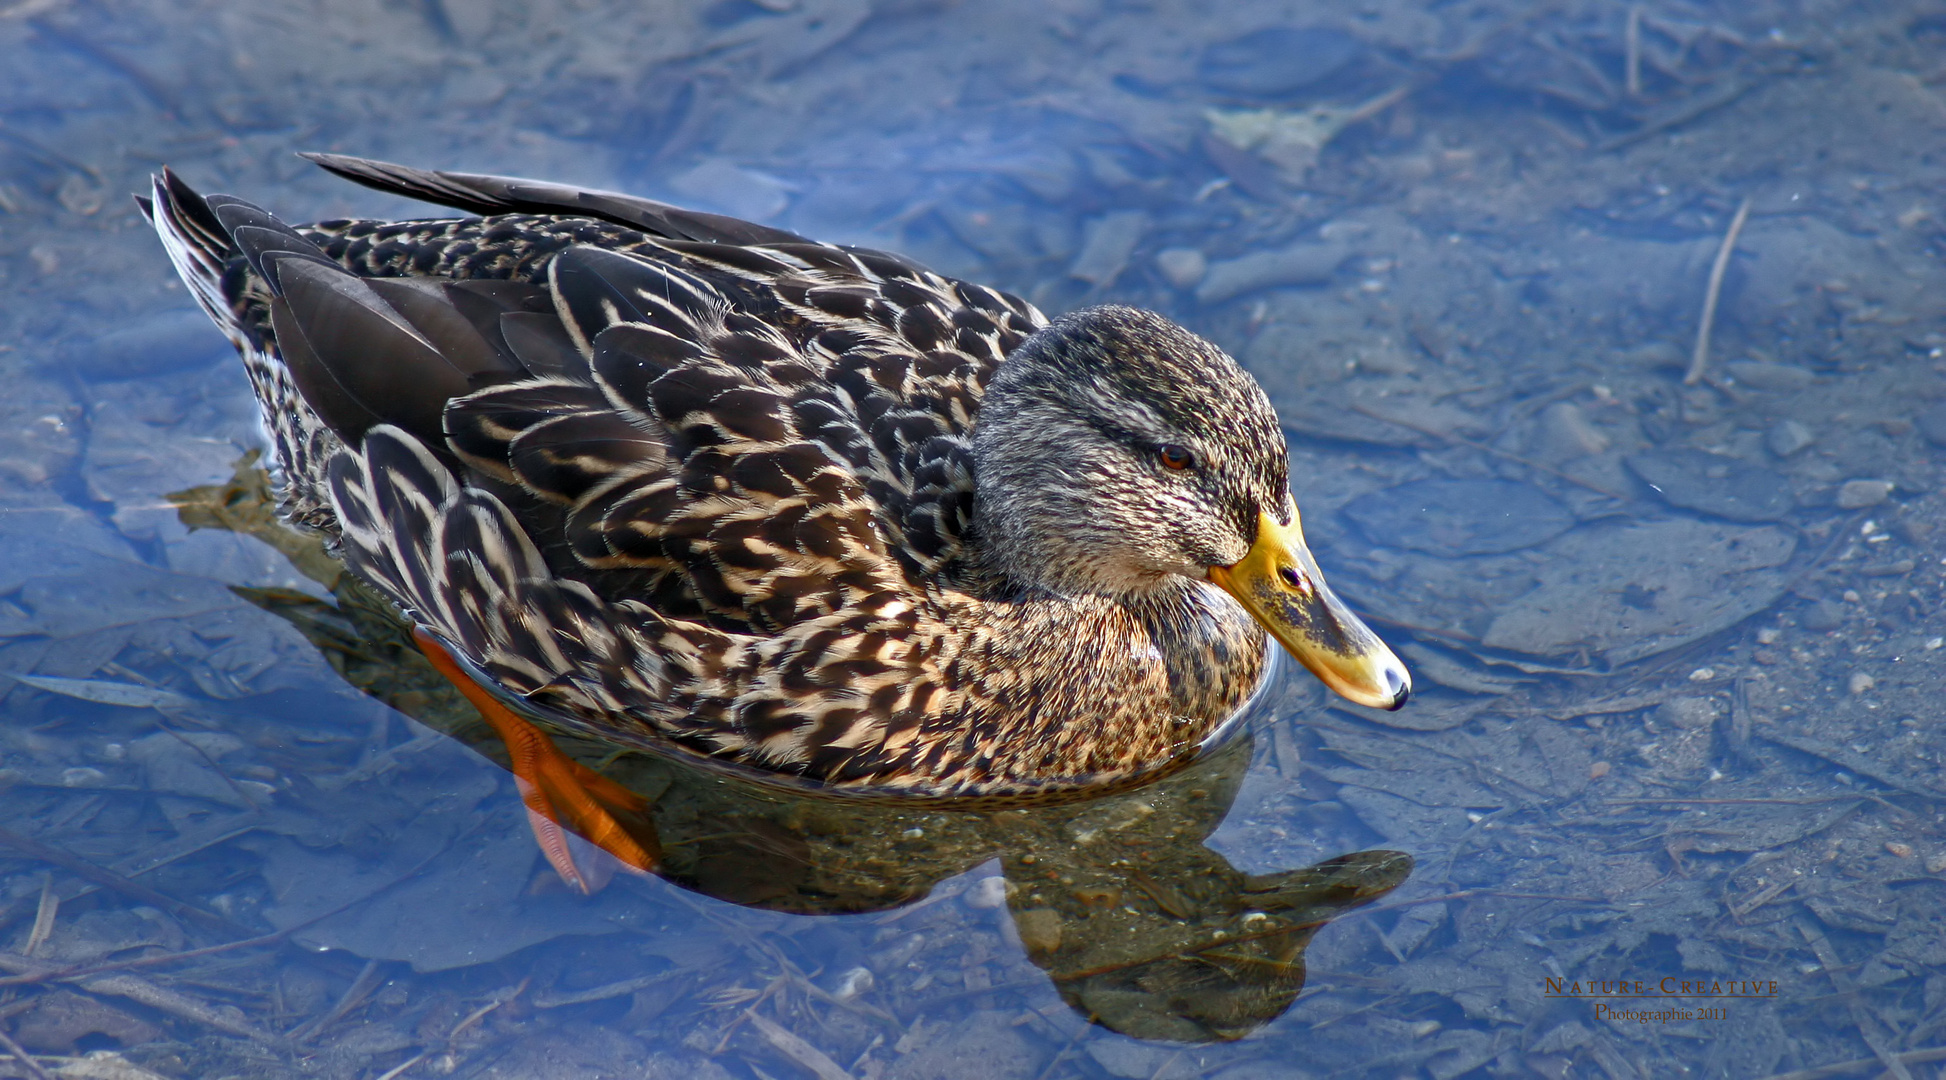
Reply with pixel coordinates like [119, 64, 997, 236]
[1836, 479, 1894, 509]
[1013, 908, 1063, 955]
[963, 876, 1009, 909]
[1535, 401, 1610, 458]
[1767, 419, 1816, 457]
[1848, 672, 1876, 695]
[1154, 247, 1208, 290]
[1657, 697, 1720, 729]
[1801, 600, 1848, 631]
[1919, 402, 1946, 446]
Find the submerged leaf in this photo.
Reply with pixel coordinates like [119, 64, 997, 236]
[11, 674, 198, 711]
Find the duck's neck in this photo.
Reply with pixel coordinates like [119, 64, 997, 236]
[1128, 578, 1270, 720]
[974, 576, 1268, 727]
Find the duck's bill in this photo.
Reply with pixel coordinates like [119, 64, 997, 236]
[1208, 510, 1411, 711]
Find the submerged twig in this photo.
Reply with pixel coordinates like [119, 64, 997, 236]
[747, 1012, 853, 1080]
[1684, 196, 1752, 386]
[0, 927, 285, 988]
[711, 974, 786, 1054]
[1727, 877, 1793, 921]
[0, 951, 287, 1047]
[0, 824, 247, 936]
[0, 817, 480, 991]
[0, 1027, 52, 1080]
[1596, 79, 1755, 152]
[1794, 916, 1915, 1080]
[24, 873, 56, 956]
[372, 1050, 430, 1080]
[289, 957, 385, 1042]
[1625, 7, 1643, 98]
[446, 979, 527, 1040]
[533, 972, 667, 1009]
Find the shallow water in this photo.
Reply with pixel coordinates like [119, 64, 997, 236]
[3, 0, 1946, 1077]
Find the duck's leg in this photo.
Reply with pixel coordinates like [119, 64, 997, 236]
[412, 629, 661, 893]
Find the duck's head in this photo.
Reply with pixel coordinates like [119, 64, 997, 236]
[972, 306, 1410, 711]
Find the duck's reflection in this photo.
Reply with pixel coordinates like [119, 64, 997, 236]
[607, 730, 1410, 1043]
[183, 464, 1411, 1043]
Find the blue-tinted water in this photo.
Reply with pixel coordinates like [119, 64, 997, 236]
[3, 1, 1946, 1078]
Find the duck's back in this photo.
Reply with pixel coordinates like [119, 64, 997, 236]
[159, 156, 1049, 639]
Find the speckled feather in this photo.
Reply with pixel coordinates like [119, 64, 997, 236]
[146, 155, 1274, 801]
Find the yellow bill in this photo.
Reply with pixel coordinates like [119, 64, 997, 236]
[1209, 509, 1411, 710]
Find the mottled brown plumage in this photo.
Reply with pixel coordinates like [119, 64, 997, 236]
[145, 154, 1405, 806]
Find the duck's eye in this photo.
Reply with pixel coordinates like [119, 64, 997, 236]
[1156, 444, 1196, 471]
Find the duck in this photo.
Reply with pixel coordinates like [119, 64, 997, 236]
[144, 154, 1409, 891]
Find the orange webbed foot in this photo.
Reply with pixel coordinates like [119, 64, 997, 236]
[413, 629, 662, 893]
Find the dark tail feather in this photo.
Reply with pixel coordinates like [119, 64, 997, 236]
[301, 151, 809, 247]
[207, 196, 340, 294]
[148, 170, 247, 349]
[268, 257, 469, 443]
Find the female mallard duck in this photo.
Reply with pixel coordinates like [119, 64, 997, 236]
[146, 155, 1408, 888]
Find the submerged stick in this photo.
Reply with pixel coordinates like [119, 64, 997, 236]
[1596, 79, 1754, 152]
[1684, 196, 1752, 386]
[748, 1013, 854, 1080]
[23, 874, 56, 956]
[0, 824, 247, 936]
[288, 957, 384, 1042]
[1625, 7, 1643, 97]
[0, 1028, 52, 1080]
[0, 950, 287, 1047]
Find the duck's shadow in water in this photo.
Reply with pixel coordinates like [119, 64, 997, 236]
[179, 461, 1412, 1044]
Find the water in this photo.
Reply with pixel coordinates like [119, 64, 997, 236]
[2, 1, 1944, 1077]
